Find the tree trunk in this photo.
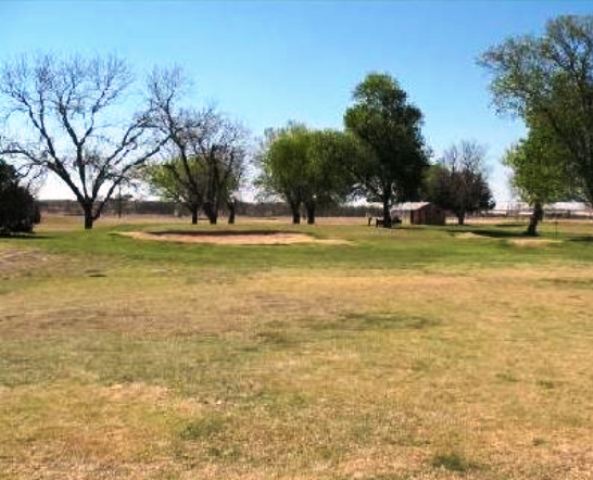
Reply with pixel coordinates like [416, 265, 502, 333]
[289, 201, 301, 224]
[382, 199, 392, 228]
[526, 201, 543, 236]
[83, 204, 94, 230]
[306, 203, 316, 225]
[457, 212, 465, 225]
[228, 201, 236, 224]
[191, 206, 198, 225]
[203, 202, 218, 225]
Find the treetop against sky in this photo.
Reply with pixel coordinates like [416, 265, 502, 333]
[1, 0, 592, 202]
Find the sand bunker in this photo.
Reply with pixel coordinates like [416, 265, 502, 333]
[455, 232, 488, 240]
[508, 238, 562, 247]
[119, 230, 351, 246]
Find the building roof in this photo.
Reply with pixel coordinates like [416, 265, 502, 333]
[391, 202, 431, 212]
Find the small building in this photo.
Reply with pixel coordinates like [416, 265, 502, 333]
[390, 202, 446, 225]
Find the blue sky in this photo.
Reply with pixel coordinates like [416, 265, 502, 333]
[2, 0, 593, 202]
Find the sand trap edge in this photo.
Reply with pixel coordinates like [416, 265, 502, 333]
[117, 231, 352, 246]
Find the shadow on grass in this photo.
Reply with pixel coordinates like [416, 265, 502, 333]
[150, 229, 297, 237]
[431, 452, 479, 473]
[568, 235, 593, 243]
[445, 227, 527, 239]
[0, 233, 52, 240]
[493, 222, 528, 228]
[309, 312, 440, 332]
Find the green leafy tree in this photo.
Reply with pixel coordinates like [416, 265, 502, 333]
[146, 146, 244, 226]
[424, 141, 494, 225]
[480, 15, 593, 206]
[302, 130, 357, 224]
[344, 73, 428, 228]
[0, 159, 40, 234]
[144, 159, 207, 224]
[503, 120, 574, 235]
[256, 123, 310, 224]
[257, 124, 354, 224]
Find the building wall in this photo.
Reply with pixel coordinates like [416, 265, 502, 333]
[397, 205, 445, 225]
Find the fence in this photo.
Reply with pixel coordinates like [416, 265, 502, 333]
[38, 200, 383, 218]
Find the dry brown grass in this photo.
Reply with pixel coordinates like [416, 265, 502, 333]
[37, 214, 371, 232]
[2, 217, 593, 478]
[0, 247, 52, 274]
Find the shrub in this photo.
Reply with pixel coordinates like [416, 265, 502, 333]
[0, 160, 40, 234]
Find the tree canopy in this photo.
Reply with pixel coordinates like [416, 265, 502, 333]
[480, 15, 593, 206]
[344, 73, 428, 227]
[144, 158, 208, 224]
[256, 123, 354, 224]
[503, 118, 574, 235]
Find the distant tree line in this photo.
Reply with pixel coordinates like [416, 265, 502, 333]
[0, 56, 248, 230]
[0, 54, 493, 231]
[37, 198, 382, 219]
[257, 74, 493, 227]
[7, 14, 593, 234]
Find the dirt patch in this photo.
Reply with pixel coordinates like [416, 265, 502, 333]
[508, 238, 562, 247]
[455, 233, 562, 247]
[0, 247, 50, 274]
[455, 232, 489, 240]
[119, 230, 351, 246]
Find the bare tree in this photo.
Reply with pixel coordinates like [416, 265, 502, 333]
[0, 54, 170, 229]
[424, 141, 494, 225]
[147, 68, 248, 225]
[198, 115, 248, 225]
[146, 68, 207, 224]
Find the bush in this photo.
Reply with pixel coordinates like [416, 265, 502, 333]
[0, 160, 40, 234]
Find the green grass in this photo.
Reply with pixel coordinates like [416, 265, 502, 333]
[1, 216, 593, 479]
[10, 218, 588, 269]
